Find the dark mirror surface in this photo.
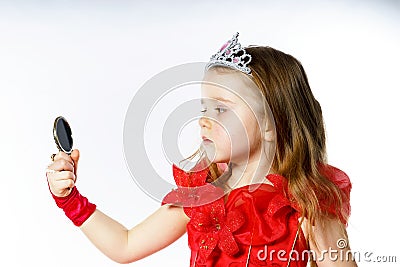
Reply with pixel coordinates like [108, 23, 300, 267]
[54, 116, 73, 154]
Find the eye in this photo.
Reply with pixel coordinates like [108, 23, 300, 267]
[215, 107, 227, 113]
[200, 106, 228, 114]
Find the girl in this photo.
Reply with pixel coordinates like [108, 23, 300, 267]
[46, 33, 356, 266]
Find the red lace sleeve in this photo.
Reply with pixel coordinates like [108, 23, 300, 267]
[161, 164, 209, 214]
[171, 163, 209, 187]
[319, 164, 352, 225]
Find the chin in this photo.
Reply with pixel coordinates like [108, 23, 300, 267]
[210, 156, 231, 164]
[203, 148, 231, 164]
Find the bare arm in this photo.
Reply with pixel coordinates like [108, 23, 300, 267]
[302, 218, 357, 267]
[47, 150, 188, 264]
[80, 205, 189, 264]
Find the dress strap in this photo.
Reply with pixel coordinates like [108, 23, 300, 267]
[245, 213, 256, 267]
[244, 216, 301, 267]
[286, 226, 300, 267]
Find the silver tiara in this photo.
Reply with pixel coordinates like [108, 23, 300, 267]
[206, 32, 252, 74]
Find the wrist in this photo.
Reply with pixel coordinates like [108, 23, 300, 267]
[52, 187, 96, 227]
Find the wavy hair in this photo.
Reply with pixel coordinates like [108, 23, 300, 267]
[181, 46, 348, 264]
[245, 46, 348, 250]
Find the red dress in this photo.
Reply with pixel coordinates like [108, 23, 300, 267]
[162, 163, 351, 267]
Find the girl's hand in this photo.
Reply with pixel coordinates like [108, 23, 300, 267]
[46, 149, 80, 197]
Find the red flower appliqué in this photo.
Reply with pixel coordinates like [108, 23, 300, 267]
[162, 164, 246, 263]
[188, 196, 245, 263]
[162, 162, 352, 267]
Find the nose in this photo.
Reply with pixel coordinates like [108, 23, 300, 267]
[198, 116, 212, 129]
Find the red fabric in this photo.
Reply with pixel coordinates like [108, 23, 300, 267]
[162, 163, 351, 267]
[318, 164, 352, 225]
[51, 187, 97, 227]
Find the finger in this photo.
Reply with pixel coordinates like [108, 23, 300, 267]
[52, 179, 75, 197]
[46, 170, 75, 184]
[53, 151, 74, 166]
[70, 149, 80, 177]
[53, 171, 76, 182]
[50, 170, 76, 182]
[61, 179, 75, 189]
[48, 159, 74, 172]
[70, 149, 80, 162]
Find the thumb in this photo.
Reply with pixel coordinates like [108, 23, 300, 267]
[71, 149, 80, 177]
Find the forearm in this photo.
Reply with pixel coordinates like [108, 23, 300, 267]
[47, 151, 188, 264]
[80, 209, 131, 264]
[79, 205, 189, 264]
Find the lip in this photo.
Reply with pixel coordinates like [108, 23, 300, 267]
[202, 136, 212, 142]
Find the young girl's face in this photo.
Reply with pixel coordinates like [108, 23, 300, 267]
[199, 68, 268, 165]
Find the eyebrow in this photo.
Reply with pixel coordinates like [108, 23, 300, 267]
[200, 97, 236, 104]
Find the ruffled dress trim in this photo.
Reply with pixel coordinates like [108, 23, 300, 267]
[162, 163, 351, 267]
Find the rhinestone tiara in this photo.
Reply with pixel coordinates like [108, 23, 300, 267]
[205, 32, 252, 74]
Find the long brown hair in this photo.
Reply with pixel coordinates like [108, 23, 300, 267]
[245, 46, 348, 248]
[182, 46, 348, 259]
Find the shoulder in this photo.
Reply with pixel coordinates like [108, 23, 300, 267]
[320, 164, 352, 191]
[162, 163, 223, 217]
[319, 164, 352, 224]
[319, 164, 352, 207]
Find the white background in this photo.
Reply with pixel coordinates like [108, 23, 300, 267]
[1, 0, 399, 266]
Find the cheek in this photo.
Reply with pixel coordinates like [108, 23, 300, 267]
[213, 109, 260, 148]
[213, 122, 231, 144]
[220, 120, 247, 150]
[248, 116, 262, 141]
[232, 113, 261, 150]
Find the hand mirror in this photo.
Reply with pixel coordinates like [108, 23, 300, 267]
[53, 116, 73, 155]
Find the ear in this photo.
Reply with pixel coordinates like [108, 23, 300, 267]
[264, 128, 275, 142]
[263, 119, 275, 142]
